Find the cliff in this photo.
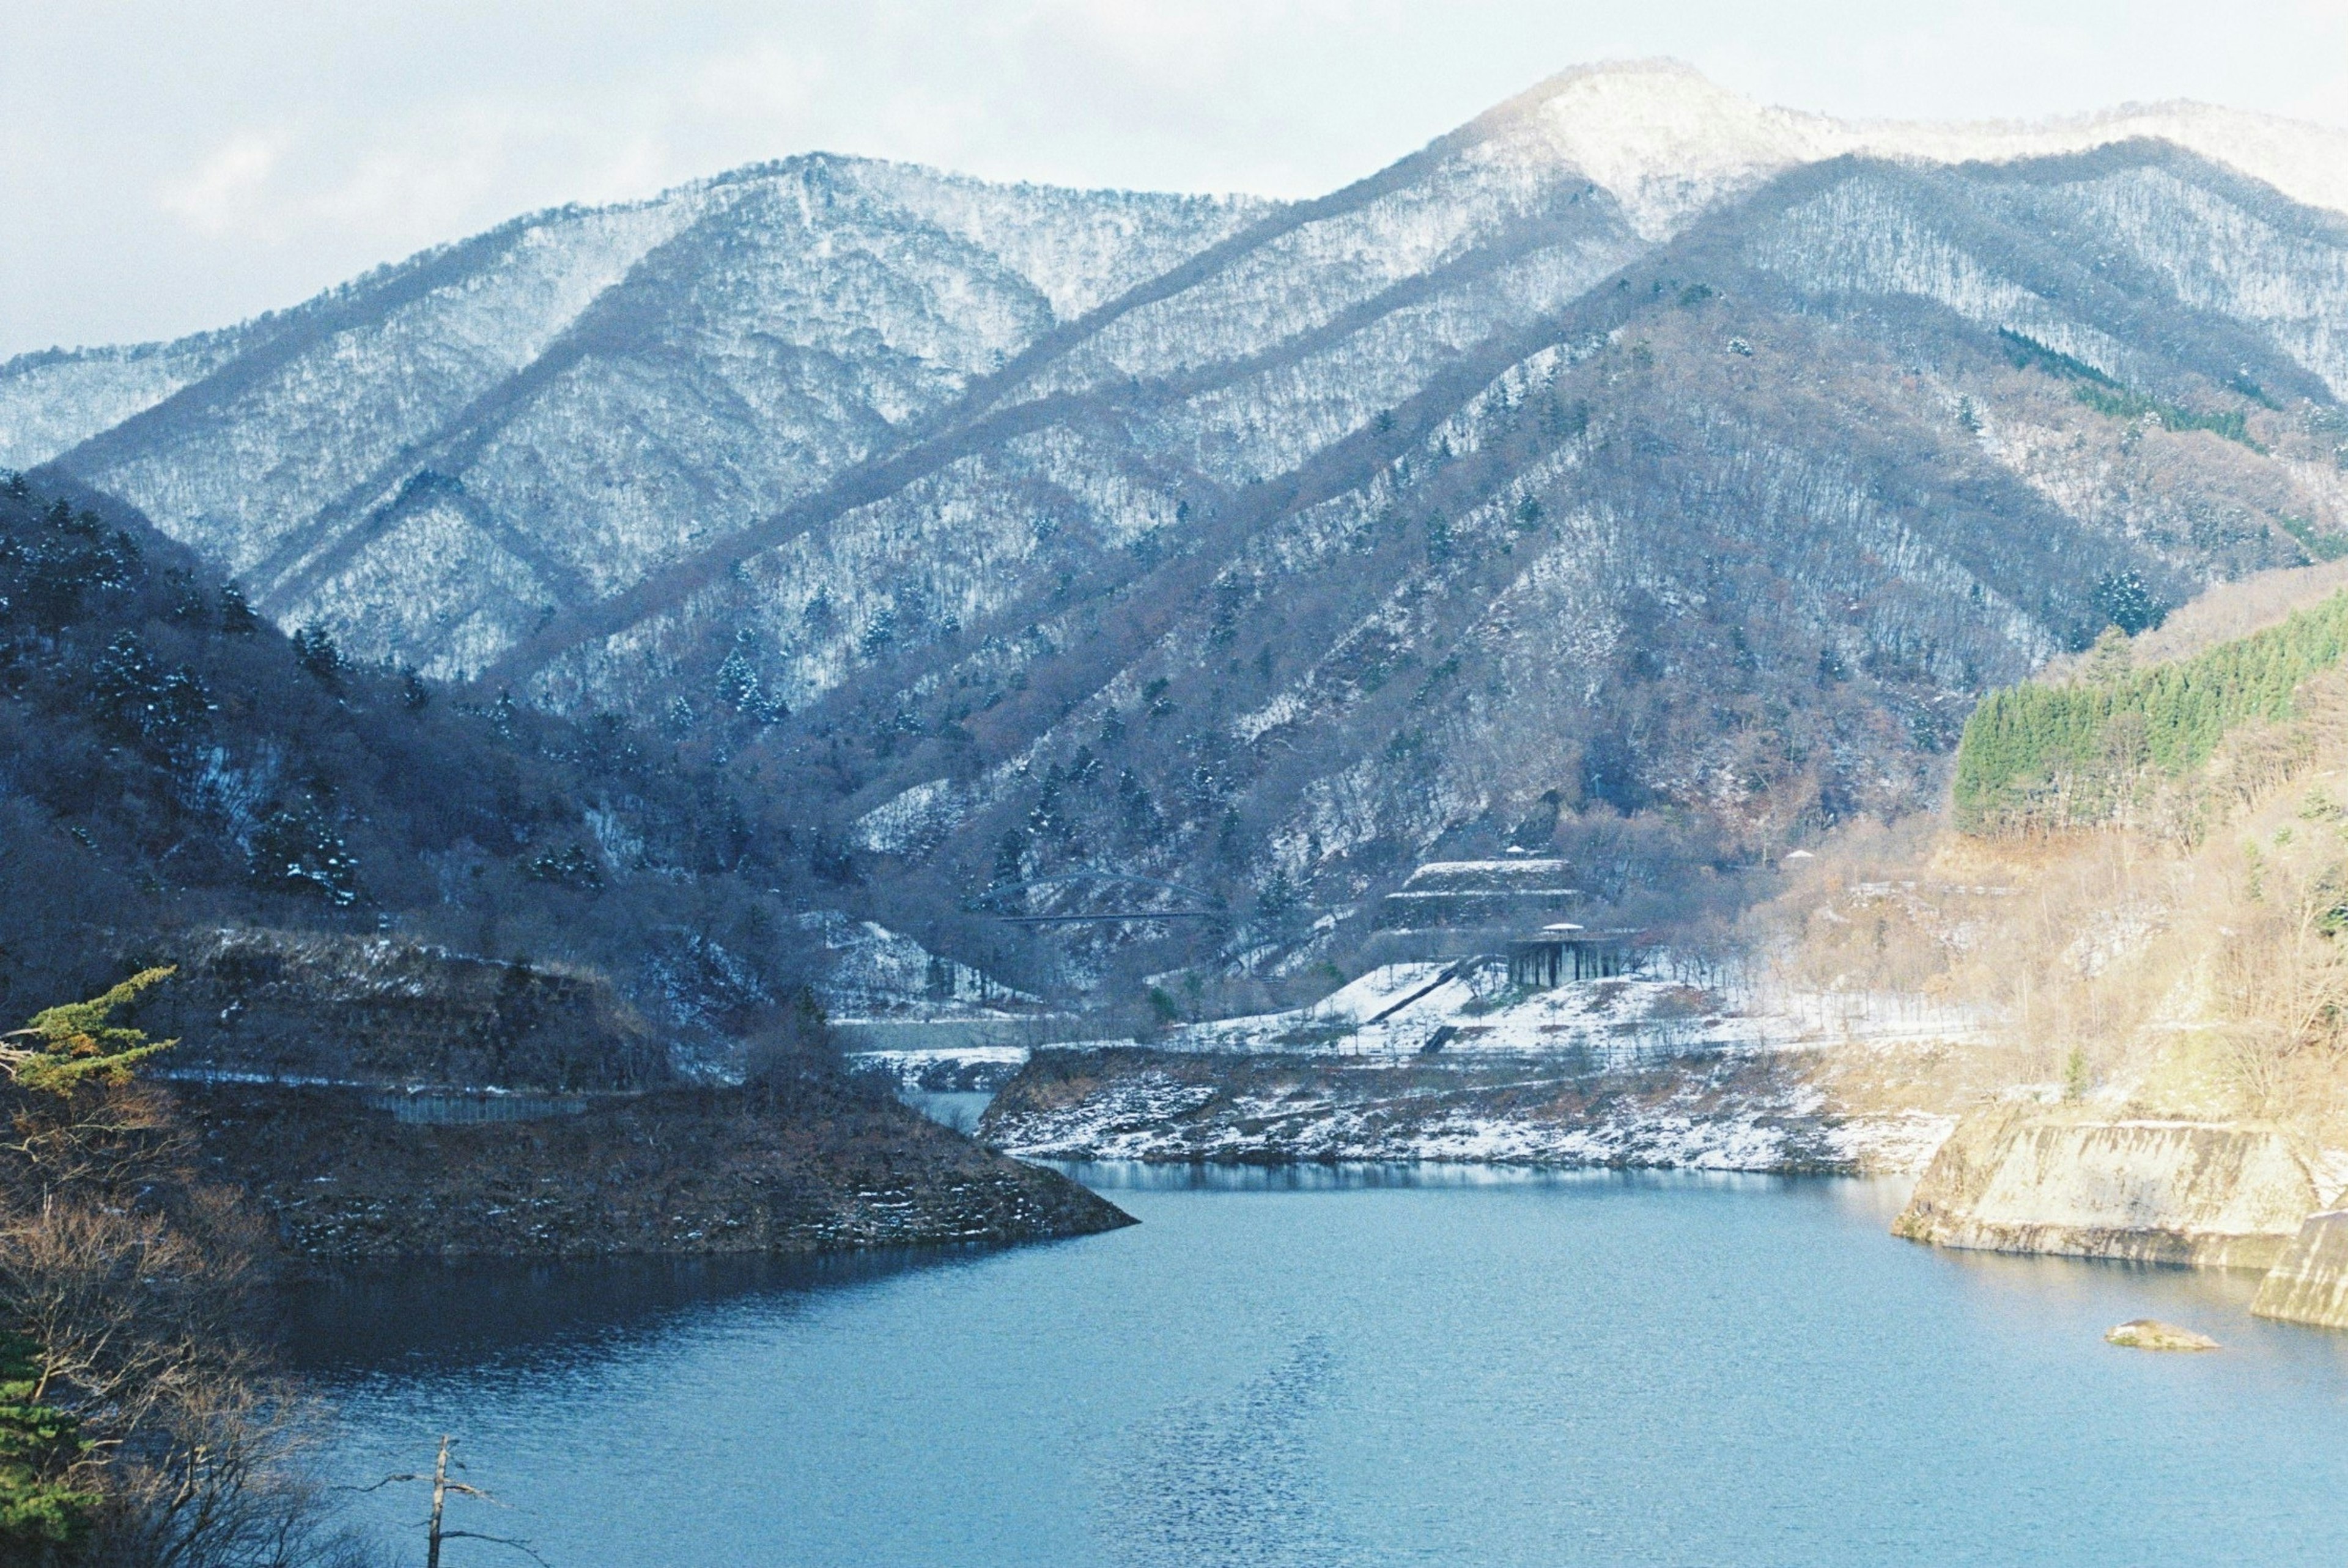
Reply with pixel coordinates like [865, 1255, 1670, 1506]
[1891, 1108, 2324, 1268]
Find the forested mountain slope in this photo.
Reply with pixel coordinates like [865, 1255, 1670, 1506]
[0, 473, 846, 1073]
[0, 471, 1132, 1274]
[701, 137, 2348, 985]
[8, 163, 1263, 678]
[1784, 592, 2348, 1155]
[16, 62, 2348, 994]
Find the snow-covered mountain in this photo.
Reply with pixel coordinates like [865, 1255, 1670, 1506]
[6, 161, 1266, 676]
[1461, 59, 2348, 240]
[14, 61, 2348, 987]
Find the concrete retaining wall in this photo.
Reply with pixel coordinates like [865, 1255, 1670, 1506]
[363, 1091, 593, 1125]
[1894, 1110, 2319, 1268]
[2253, 1210, 2348, 1327]
[830, 1017, 1087, 1053]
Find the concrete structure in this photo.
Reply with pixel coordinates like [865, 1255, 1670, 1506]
[1507, 926, 1646, 988]
[2253, 1210, 2348, 1327]
[1361, 859, 1653, 982]
[1895, 1111, 2320, 1268]
[1373, 859, 1581, 935]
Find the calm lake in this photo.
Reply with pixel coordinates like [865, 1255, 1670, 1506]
[287, 1165, 2348, 1566]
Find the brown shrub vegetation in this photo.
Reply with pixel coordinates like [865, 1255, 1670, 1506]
[1, 979, 372, 1567]
[1760, 669, 2348, 1144]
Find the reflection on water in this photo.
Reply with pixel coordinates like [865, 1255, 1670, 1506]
[1065, 1158, 1851, 1194]
[1110, 1333, 1346, 1568]
[292, 1165, 2348, 1567]
[281, 1246, 991, 1372]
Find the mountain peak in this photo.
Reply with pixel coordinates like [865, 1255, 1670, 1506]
[1459, 59, 2348, 238]
[1468, 59, 1839, 238]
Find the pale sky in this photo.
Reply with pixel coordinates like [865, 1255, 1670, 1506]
[5, 0, 2346, 359]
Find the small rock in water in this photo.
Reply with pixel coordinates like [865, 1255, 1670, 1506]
[2105, 1319, 2220, 1352]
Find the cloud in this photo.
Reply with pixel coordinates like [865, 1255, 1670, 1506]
[685, 37, 822, 125]
[7, 0, 2346, 357]
[158, 132, 286, 236]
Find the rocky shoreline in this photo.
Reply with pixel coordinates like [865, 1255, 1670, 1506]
[981, 1042, 1959, 1174]
[186, 1078, 1132, 1262]
[1883, 1106, 2348, 1331]
[980, 1036, 2348, 1336]
[2254, 1212, 2348, 1328]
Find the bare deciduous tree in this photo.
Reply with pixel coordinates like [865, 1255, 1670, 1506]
[1, 977, 378, 1567]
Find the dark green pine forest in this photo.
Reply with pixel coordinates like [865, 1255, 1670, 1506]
[1954, 591, 2348, 834]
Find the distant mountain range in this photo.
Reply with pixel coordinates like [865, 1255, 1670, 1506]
[11, 60, 2348, 988]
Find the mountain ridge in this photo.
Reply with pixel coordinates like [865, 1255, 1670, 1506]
[14, 59, 2346, 472]
[13, 62, 2348, 995]
[1464, 59, 2348, 236]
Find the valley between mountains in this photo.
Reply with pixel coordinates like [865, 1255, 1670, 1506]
[8, 59, 2348, 1301]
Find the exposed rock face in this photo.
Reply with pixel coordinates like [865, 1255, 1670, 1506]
[2106, 1319, 2220, 1350]
[187, 1078, 1132, 1261]
[2251, 1210, 2348, 1328]
[1892, 1109, 2322, 1267]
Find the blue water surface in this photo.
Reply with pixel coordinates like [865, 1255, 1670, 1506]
[289, 1166, 2348, 1566]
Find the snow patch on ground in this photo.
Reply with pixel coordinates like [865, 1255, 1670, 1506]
[989, 1045, 1961, 1175]
[1154, 960, 1812, 1061]
[845, 1045, 1033, 1094]
[983, 961, 1983, 1174]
